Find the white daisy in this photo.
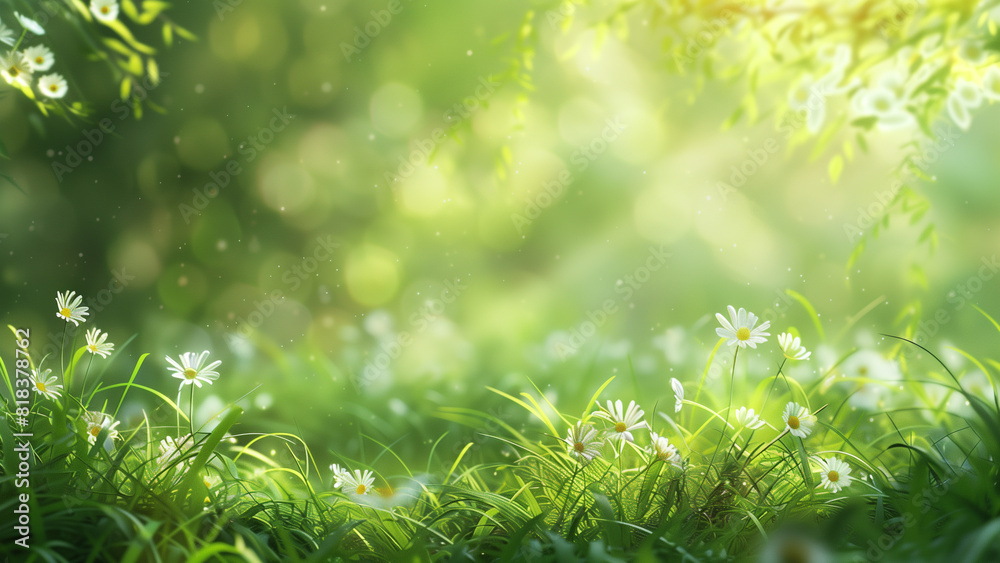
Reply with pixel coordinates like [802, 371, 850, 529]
[564, 421, 602, 463]
[329, 463, 348, 488]
[82, 411, 120, 445]
[777, 332, 811, 361]
[953, 78, 983, 108]
[339, 469, 375, 495]
[166, 351, 221, 388]
[947, 92, 972, 129]
[734, 406, 765, 430]
[782, 402, 814, 438]
[592, 400, 647, 443]
[816, 44, 851, 68]
[14, 12, 44, 35]
[670, 377, 684, 413]
[90, 0, 120, 23]
[648, 432, 683, 468]
[0, 23, 16, 46]
[55, 290, 89, 326]
[715, 305, 771, 349]
[958, 41, 987, 65]
[30, 369, 62, 401]
[841, 350, 901, 411]
[1, 51, 33, 89]
[919, 34, 942, 58]
[816, 456, 853, 494]
[984, 66, 1000, 102]
[23, 45, 54, 72]
[158, 434, 195, 468]
[853, 86, 914, 131]
[759, 530, 833, 563]
[788, 75, 827, 133]
[85, 327, 115, 358]
[38, 73, 67, 99]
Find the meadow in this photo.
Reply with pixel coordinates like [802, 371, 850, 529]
[2, 0, 1000, 561]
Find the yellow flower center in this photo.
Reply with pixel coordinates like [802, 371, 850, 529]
[35, 56, 44, 64]
[60, 307, 71, 318]
[614, 422, 627, 433]
[787, 415, 800, 429]
[736, 327, 751, 341]
[101, 6, 110, 14]
[858, 366, 868, 376]
[573, 441, 585, 453]
[9, 67, 19, 78]
[828, 470, 840, 482]
[49, 84, 58, 92]
[356, 484, 366, 494]
[36, 381, 47, 392]
[183, 368, 198, 379]
[90, 426, 101, 437]
[88, 344, 98, 352]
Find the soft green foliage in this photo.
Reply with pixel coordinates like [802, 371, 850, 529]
[3, 0, 1000, 560]
[3, 304, 1000, 560]
[1, 0, 186, 115]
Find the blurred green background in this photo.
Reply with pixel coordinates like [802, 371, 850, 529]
[2, 0, 999, 465]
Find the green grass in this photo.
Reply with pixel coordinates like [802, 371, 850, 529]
[3, 308, 1000, 562]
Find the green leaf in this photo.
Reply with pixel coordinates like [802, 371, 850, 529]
[147, 58, 160, 84]
[809, 115, 846, 161]
[828, 154, 844, 184]
[178, 405, 244, 511]
[122, 0, 139, 20]
[721, 104, 744, 131]
[0, 171, 26, 195]
[785, 289, 825, 340]
[851, 116, 878, 130]
[796, 436, 814, 490]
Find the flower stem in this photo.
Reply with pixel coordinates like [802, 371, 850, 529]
[737, 358, 786, 459]
[189, 384, 195, 437]
[695, 346, 739, 500]
[80, 354, 95, 406]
